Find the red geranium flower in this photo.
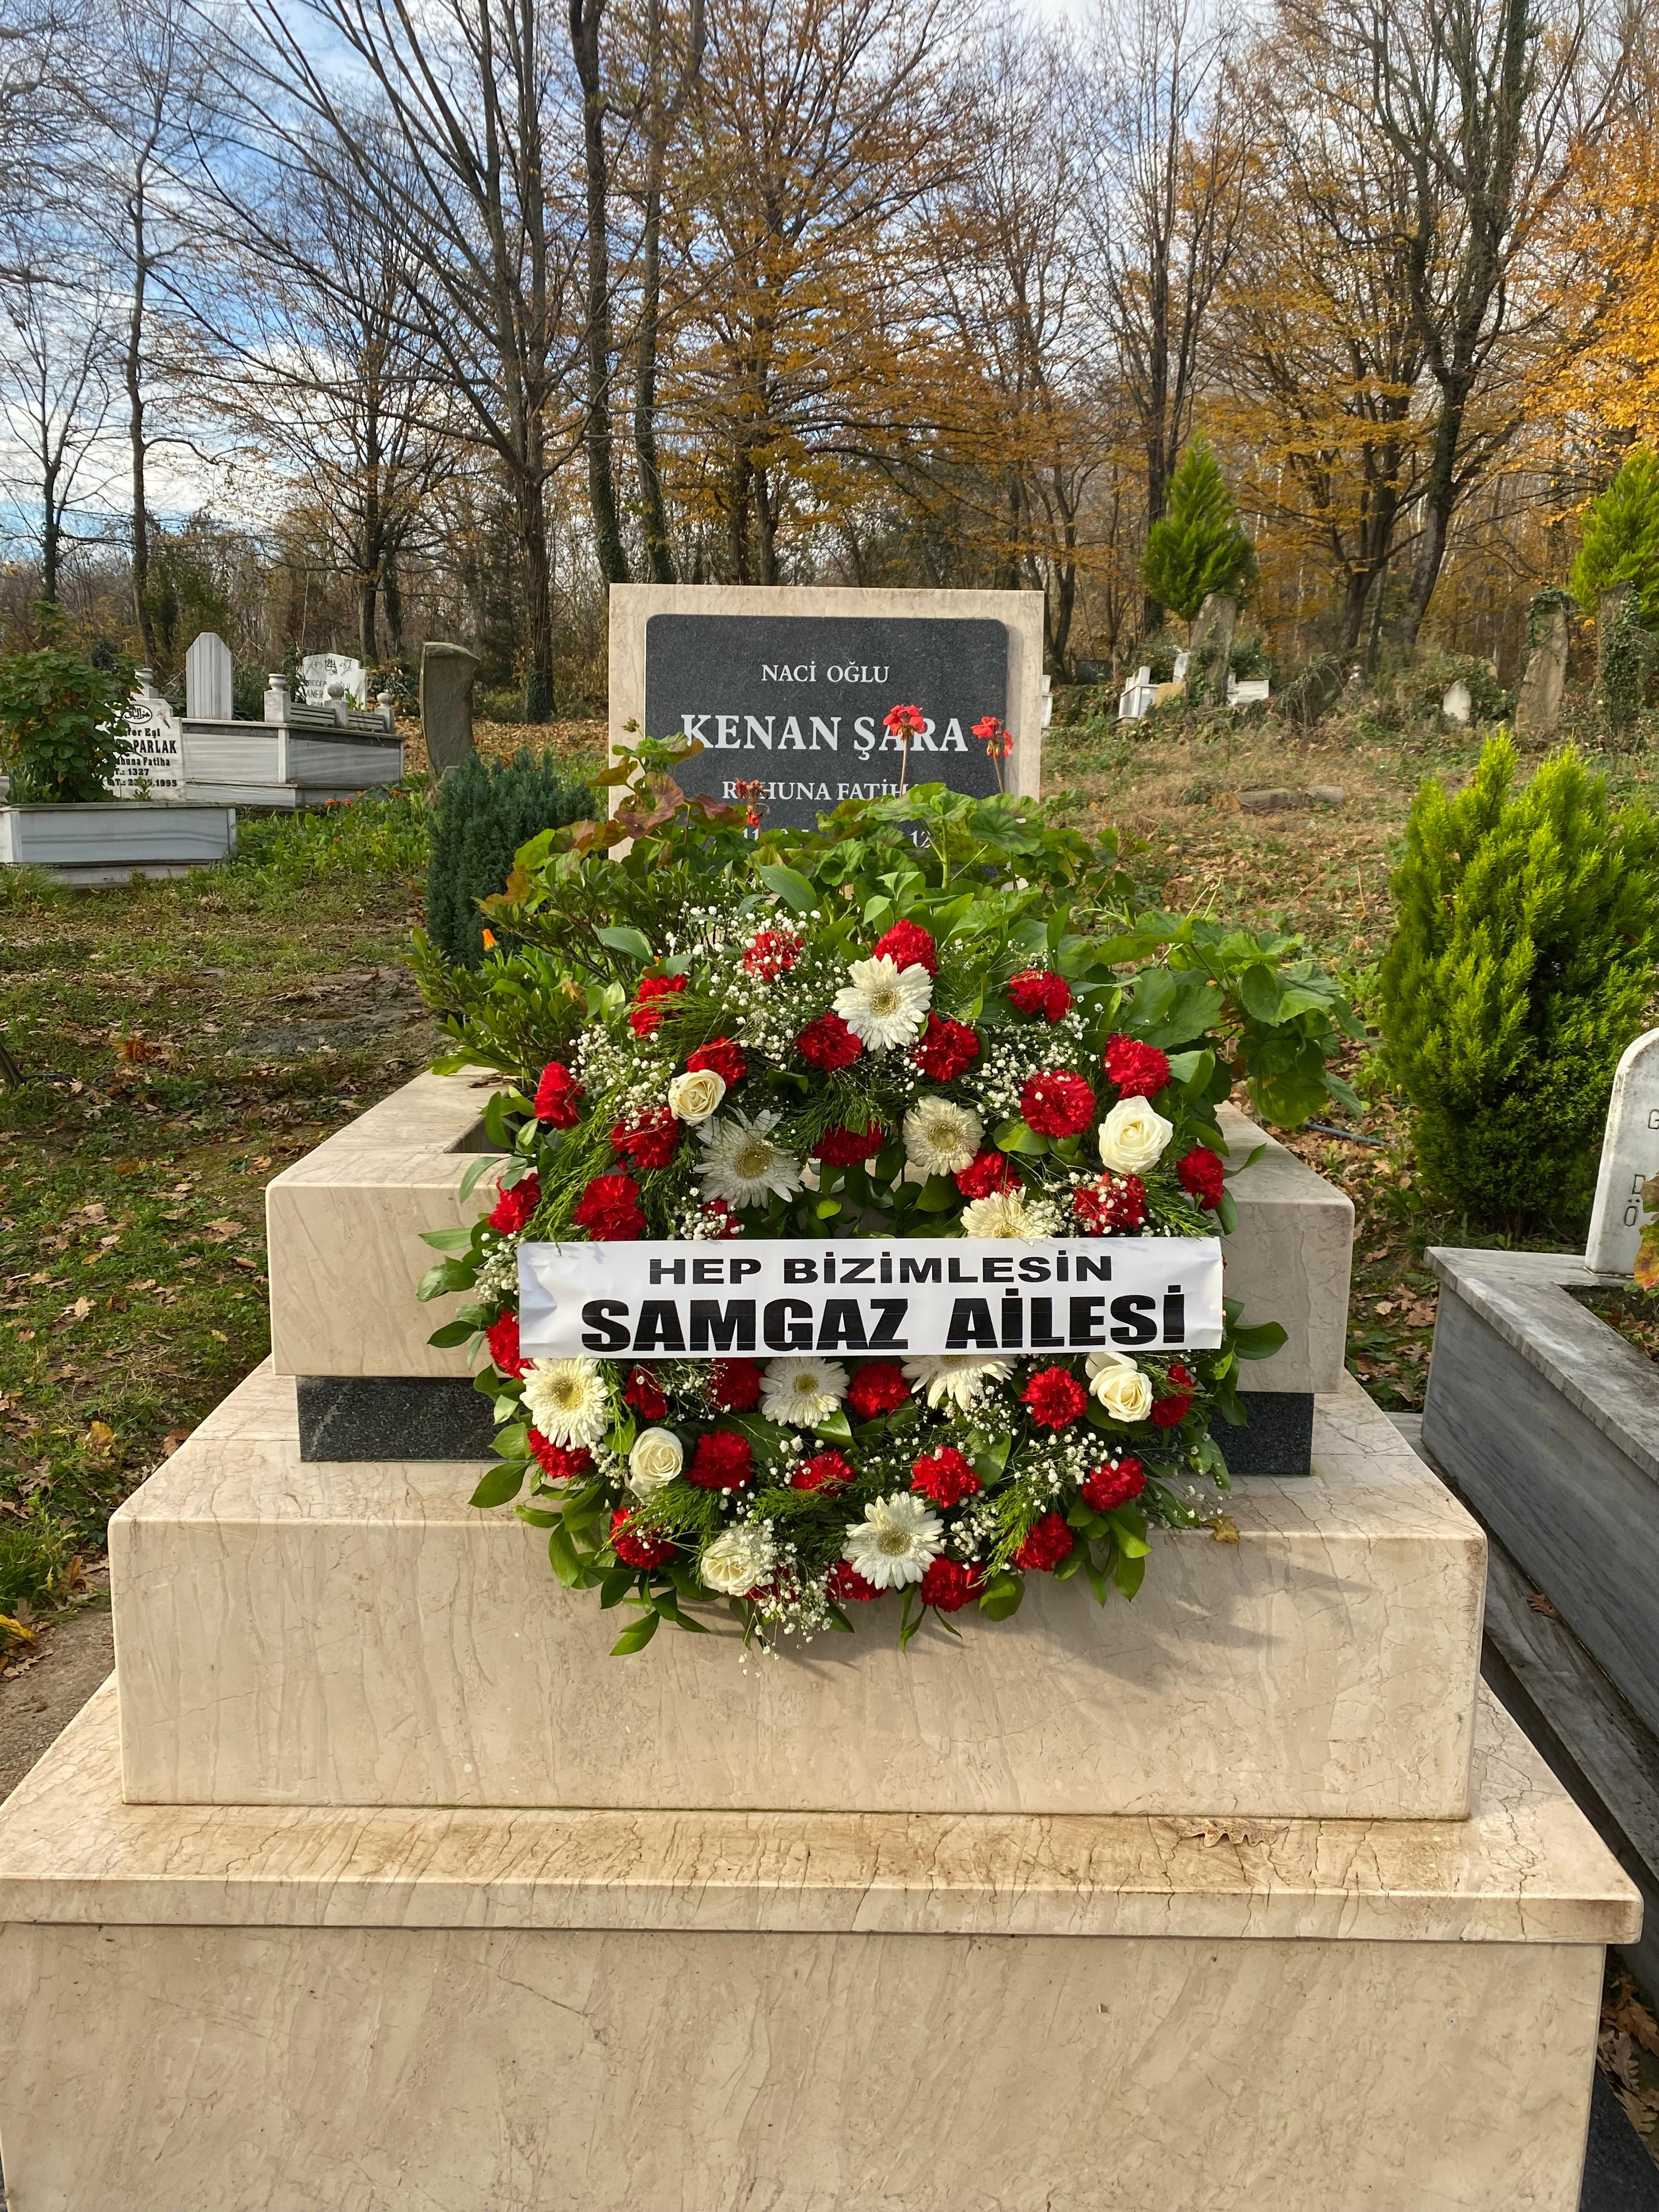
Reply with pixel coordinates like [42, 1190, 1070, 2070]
[913, 1012, 980, 1081]
[871, 919, 938, 976]
[1082, 1455, 1147, 1511]
[827, 1560, 881, 1602]
[1006, 968, 1072, 1022]
[883, 702, 927, 740]
[910, 1445, 980, 1507]
[485, 1311, 527, 1379]
[1020, 1071, 1096, 1138]
[687, 1036, 746, 1087]
[955, 1148, 1019, 1199]
[610, 1108, 680, 1171]
[1103, 1034, 1171, 1099]
[487, 1172, 540, 1235]
[1072, 1172, 1148, 1235]
[813, 1122, 887, 1166]
[920, 1557, 979, 1612]
[1151, 1362, 1194, 1428]
[531, 1432, 594, 1485]
[611, 1508, 675, 1569]
[630, 973, 687, 1036]
[972, 713, 1013, 760]
[1022, 1365, 1089, 1429]
[699, 1199, 743, 1239]
[1177, 1145, 1227, 1209]
[797, 1010, 864, 1070]
[743, 928, 802, 979]
[792, 1448, 854, 1492]
[572, 1171, 644, 1241]
[710, 1357, 763, 1411]
[1014, 1512, 1074, 1573]
[623, 1365, 668, 1421]
[685, 1430, 753, 1491]
[533, 1060, 583, 1127]
[846, 1362, 910, 1421]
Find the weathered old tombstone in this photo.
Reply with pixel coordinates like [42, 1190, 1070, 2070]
[111, 670, 184, 797]
[184, 632, 233, 721]
[420, 642, 480, 778]
[1118, 665, 1158, 721]
[1186, 591, 1237, 704]
[300, 652, 366, 707]
[610, 584, 1043, 833]
[1514, 591, 1571, 739]
[1441, 678, 1472, 726]
[1585, 1028, 1659, 1275]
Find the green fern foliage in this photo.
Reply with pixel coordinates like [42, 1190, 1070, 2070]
[1140, 436, 1257, 623]
[1572, 447, 1659, 624]
[1377, 733, 1659, 1227]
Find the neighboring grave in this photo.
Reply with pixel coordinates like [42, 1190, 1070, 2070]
[610, 584, 1043, 835]
[1442, 678, 1472, 726]
[1515, 591, 1571, 739]
[1585, 1028, 1659, 1275]
[184, 632, 233, 721]
[111, 670, 184, 798]
[300, 652, 366, 707]
[1186, 591, 1238, 704]
[420, 642, 479, 777]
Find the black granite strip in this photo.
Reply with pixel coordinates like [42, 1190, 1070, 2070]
[1210, 1391, 1313, 1477]
[296, 1376, 496, 1463]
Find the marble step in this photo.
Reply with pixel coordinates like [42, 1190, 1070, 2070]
[109, 1361, 1486, 1819]
[0, 1679, 1638, 2212]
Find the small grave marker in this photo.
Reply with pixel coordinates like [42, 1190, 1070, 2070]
[184, 632, 233, 721]
[420, 642, 479, 777]
[1585, 1028, 1659, 1275]
[300, 652, 366, 707]
[112, 670, 184, 797]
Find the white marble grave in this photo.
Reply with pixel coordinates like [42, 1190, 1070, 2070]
[301, 650, 367, 706]
[183, 629, 233, 720]
[1585, 1026, 1659, 1274]
[111, 669, 184, 797]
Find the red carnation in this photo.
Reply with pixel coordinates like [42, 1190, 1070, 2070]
[533, 1060, 583, 1127]
[1022, 1364, 1089, 1429]
[910, 1445, 980, 1508]
[572, 1170, 645, 1241]
[1151, 1362, 1194, 1428]
[610, 1108, 680, 1171]
[792, 1448, 855, 1492]
[687, 1036, 746, 1087]
[1082, 1455, 1147, 1510]
[955, 1147, 1019, 1199]
[685, 1429, 753, 1491]
[611, 1508, 675, 1569]
[699, 1199, 743, 1240]
[814, 1122, 887, 1167]
[871, 919, 938, 976]
[710, 1357, 763, 1411]
[920, 1558, 979, 1613]
[1103, 1034, 1171, 1099]
[846, 1362, 910, 1421]
[913, 1012, 980, 1081]
[531, 1432, 594, 1485]
[487, 1172, 540, 1235]
[798, 1010, 864, 1070]
[827, 1560, 881, 1603]
[1072, 1172, 1148, 1235]
[743, 928, 802, 979]
[1020, 1071, 1096, 1138]
[1006, 968, 1072, 1022]
[1014, 1512, 1074, 1573]
[630, 973, 687, 1036]
[1177, 1145, 1227, 1209]
[623, 1365, 668, 1421]
[485, 1311, 527, 1379]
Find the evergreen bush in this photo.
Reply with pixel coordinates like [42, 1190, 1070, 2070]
[426, 749, 594, 966]
[1141, 437, 1257, 624]
[1572, 448, 1659, 625]
[0, 610, 131, 802]
[1377, 733, 1659, 1227]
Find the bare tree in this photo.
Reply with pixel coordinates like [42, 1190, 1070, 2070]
[0, 222, 117, 600]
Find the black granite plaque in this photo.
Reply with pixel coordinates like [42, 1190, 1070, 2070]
[1209, 1391, 1314, 1477]
[644, 612, 1009, 834]
[297, 1376, 496, 1462]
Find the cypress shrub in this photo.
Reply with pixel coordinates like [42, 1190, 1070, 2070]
[1140, 436, 1257, 624]
[1572, 447, 1659, 625]
[426, 749, 594, 966]
[1378, 732, 1659, 1228]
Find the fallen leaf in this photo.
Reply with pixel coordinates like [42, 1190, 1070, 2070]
[63, 1296, 93, 1322]
[160, 1426, 194, 1456]
[82, 1419, 115, 1454]
[0, 1611, 37, 1646]
[205, 1219, 244, 1238]
[1527, 1593, 1561, 1620]
[209, 1329, 228, 1344]
[1209, 1514, 1240, 1544]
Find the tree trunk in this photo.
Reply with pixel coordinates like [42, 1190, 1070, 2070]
[572, 0, 629, 585]
[383, 550, 404, 654]
[634, 173, 674, 583]
[127, 179, 156, 661]
[725, 453, 751, 583]
[519, 476, 558, 721]
[1392, 394, 1464, 650]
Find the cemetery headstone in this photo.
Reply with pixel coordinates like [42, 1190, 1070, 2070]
[1118, 666, 1158, 721]
[1585, 1028, 1659, 1276]
[300, 652, 366, 707]
[1186, 591, 1238, 703]
[421, 642, 479, 777]
[1441, 678, 1472, 726]
[111, 670, 184, 798]
[184, 632, 233, 721]
[1515, 593, 1571, 738]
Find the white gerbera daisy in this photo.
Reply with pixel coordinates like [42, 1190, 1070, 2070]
[697, 1108, 803, 1210]
[833, 955, 933, 1050]
[761, 1354, 850, 1426]
[902, 1096, 984, 1177]
[521, 1357, 610, 1447]
[842, 1493, 944, 1590]
[700, 1521, 778, 1596]
[902, 1352, 1014, 1410]
[959, 1188, 1063, 1240]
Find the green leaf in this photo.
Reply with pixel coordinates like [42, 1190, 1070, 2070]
[599, 1568, 636, 1609]
[426, 1319, 477, 1348]
[416, 1257, 473, 1301]
[978, 1569, 1025, 1620]
[1237, 964, 1283, 1022]
[610, 1611, 661, 1655]
[1112, 1550, 1147, 1600]
[548, 1525, 584, 1587]
[470, 1462, 526, 1508]
[1231, 1319, 1288, 1359]
[913, 1173, 957, 1212]
[458, 1153, 506, 1200]
[420, 1225, 477, 1252]
[755, 863, 817, 914]
[994, 1119, 1049, 1156]
[595, 924, 654, 960]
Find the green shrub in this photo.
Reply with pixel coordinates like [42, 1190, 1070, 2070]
[1140, 437, 1256, 624]
[1378, 733, 1659, 1227]
[0, 609, 132, 802]
[1399, 649, 1509, 725]
[1572, 448, 1659, 624]
[426, 749, 594, 966]
[1596, 588, 1655, 747]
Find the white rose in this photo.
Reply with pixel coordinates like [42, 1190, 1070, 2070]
[628, 1426, 684, 1497]
[1098, 1096, 1174, 1175]
[700, 1522, 777, 1595]
[668, 1068, 726, 1124]
[1087, 1349, 1154, 1423]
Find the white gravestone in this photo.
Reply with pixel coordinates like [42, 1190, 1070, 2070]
[1441, 679, 1472, 726]
[184, 631, 233, 721]
[111, 670, 184, 798]
[300, 652, 365, 707]
[1585, 1028, 1659, 1274]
